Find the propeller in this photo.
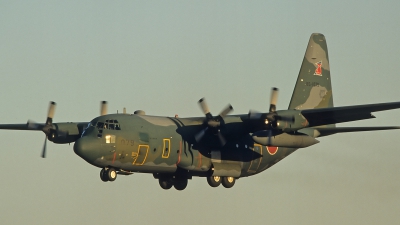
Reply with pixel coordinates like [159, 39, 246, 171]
[249, 87, 294, 125]
[195, 98, 233, 146]
[248, 87, 295, 145]
[26, 102, 57, 158]
[29, 101, 107, 158]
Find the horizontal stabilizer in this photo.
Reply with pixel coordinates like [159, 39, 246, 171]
[301, 101, 400, 127]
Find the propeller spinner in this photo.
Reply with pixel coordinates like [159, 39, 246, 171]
[195, 98, 233, 146]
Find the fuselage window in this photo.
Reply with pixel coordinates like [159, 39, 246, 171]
[105, 135, 116, 144]
[97, 122, 104, 129]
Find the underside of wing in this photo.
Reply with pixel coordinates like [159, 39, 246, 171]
[298, 126, 400, 137]
[301, 102, 400, 127]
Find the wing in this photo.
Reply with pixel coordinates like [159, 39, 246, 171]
[301, 101, 400, 127]
[0, 122, 88, 143]
[0, 123, 43, 131]
[298, 126, 400, 137]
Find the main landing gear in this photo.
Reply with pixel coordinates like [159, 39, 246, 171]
[207, 176, 236, 188]
[100, 168, 117, 182]
[158, 175, 188, 191]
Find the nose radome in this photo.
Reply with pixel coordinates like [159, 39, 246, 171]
[74, 136, 103, 163]
[73, 137, 86, 157]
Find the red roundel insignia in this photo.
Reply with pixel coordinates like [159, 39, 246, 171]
[267, 146, 278, 155]
[314, 61, 322, 76]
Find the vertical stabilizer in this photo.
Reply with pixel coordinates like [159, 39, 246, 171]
[288, 33, 334, 111]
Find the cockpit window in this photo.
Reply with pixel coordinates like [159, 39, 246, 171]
[95, 120, 121, 131]
[97, 122, 104, 129]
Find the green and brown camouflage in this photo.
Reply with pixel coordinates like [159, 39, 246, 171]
[289, 33, 334, 111]
[1, 33, 400, 190]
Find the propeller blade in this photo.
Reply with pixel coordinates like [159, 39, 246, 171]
[267, 129, 272, 146]
[195, 127, 208, 142]
[41, 137, 47, 158]
[218, 104, 233, 118]
[217, 131, 226, 146]
[269, 87, 279, 113]
[45, 101, 56, 125]
[198, 98, 212, 119]
[207, 120, 220, 127]
[100, 101, 108, 116]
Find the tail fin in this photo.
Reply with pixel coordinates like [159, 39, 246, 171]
[288, 33, 334, 110]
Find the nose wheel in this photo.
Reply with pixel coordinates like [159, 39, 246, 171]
[100, 168, 117, 182]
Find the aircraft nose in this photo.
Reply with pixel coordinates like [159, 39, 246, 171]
[74, 137, 97, 161]
[74, 136, 104, 165]
[74, 137, 87, 157]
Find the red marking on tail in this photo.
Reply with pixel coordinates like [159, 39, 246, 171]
[314, 61, 322, 76]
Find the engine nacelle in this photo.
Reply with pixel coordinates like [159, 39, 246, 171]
[252, 131, 319, 148]
[47, 122, 86, 143]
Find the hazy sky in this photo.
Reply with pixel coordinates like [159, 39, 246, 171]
[1, 1, 399, 224]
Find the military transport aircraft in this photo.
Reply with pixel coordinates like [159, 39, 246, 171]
[1, 33, 400, 190]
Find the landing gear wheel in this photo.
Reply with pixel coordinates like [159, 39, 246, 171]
[207, 176, 221, 187]
[100, 168, 108, 182]
[159, 178, 173, 190]
[221, 176, 235, 188]
[174, 179, 188, 191]
[107, 168, 117, 182]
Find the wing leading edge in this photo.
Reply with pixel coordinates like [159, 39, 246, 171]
[0, 123, 40, 131]
[301, 101, 400, 127]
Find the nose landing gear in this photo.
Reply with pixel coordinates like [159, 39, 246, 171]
[100, 168, 117, 182]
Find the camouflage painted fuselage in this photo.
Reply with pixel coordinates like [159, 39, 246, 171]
[74, 113, 298, 178]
